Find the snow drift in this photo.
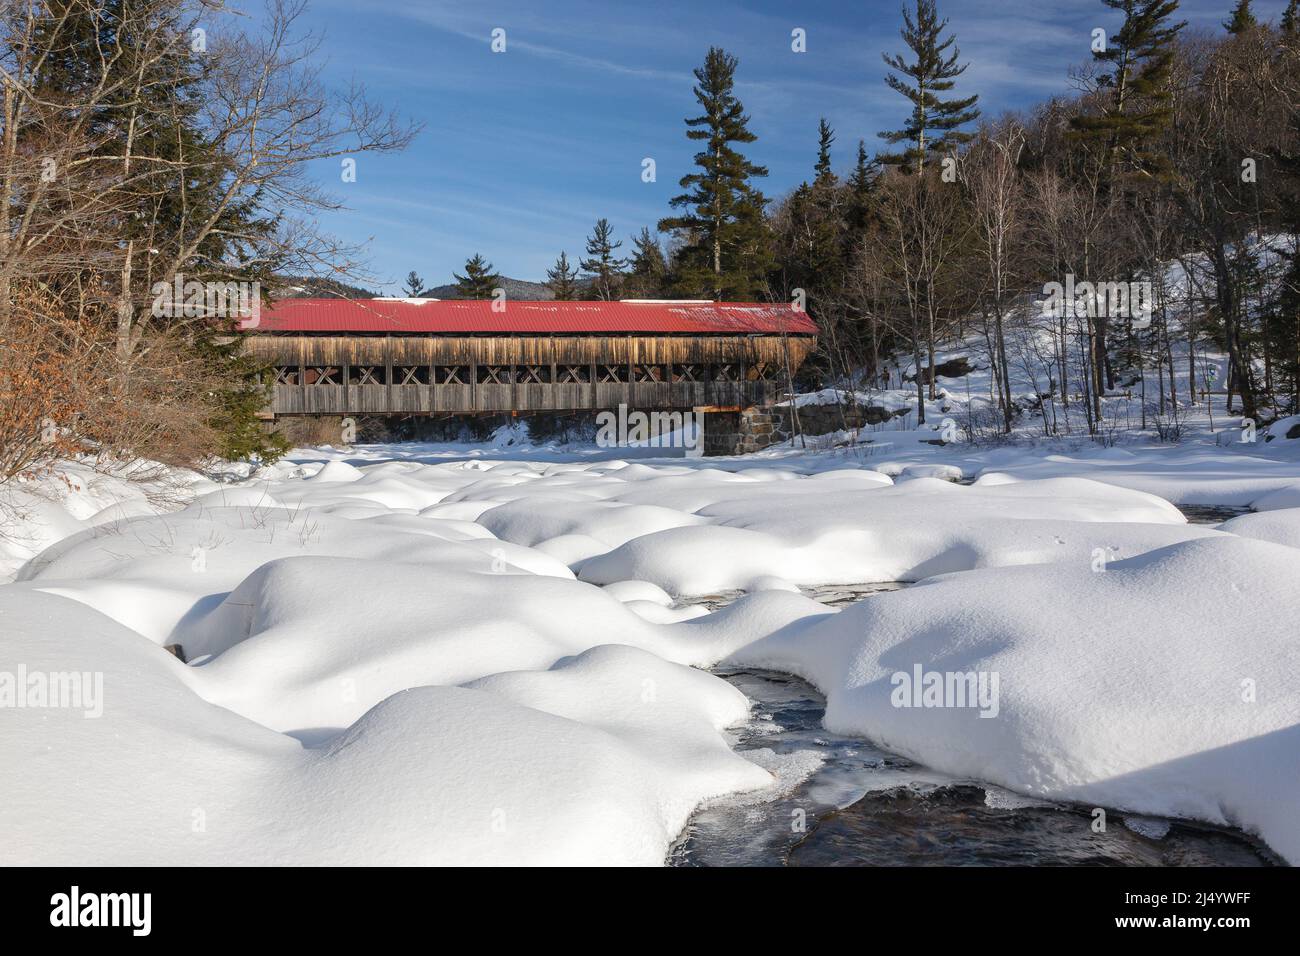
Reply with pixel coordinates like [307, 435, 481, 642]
[730, 535, 1300, 863]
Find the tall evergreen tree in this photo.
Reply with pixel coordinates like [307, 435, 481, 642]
[1070, 0, 1186, 181]
[839, 138, 882, 294]
[1264, 114, 1300, 410]
[403, 271, 424, 296]
[772, 119, 853, 337]
[846, 139, 879, 237]
[806, 119, 845, 286]
[579, 219, 627, 300]
[33, 1, 277, 291]
[814, 118, 837, 186]
[546, 251, 580, 300]
[1266, 249, 1300, 409]
[1223, 0, 1257, 33]
[878, 0, 980, 173]
[625, 228, 669, 297]
[453, 254, 501, 298]
[1283, 0, 1299, 35]
[30, 0, 286, 461]
[658, 47, 773, 299]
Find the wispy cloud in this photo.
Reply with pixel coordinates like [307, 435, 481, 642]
[300, 0, 1277, 289]
[361, 0, 692, 83]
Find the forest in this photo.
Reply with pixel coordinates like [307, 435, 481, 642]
[4, 0, 1300, 477]
[452, 0, 1300, 441]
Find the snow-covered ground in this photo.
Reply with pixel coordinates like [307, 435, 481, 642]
[2, 411, 1299, 865]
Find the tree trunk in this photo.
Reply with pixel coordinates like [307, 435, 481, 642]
[116, 241, 136, 359]
[1211, 240, 1256, 419]
[996, 311, 1013, 433]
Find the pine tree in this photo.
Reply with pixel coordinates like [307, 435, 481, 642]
[579, 219, 627, 300]
[1283, 0, 1299, 35]
[1266, 113, 1300, 410]
[30, 0, 285, 462]
[625, 228, 669, 297]
[814, 118, 837, 186]
[546, 251, 580, 300]
[771, 118, 854, 336]
[32, 2, 277, 288]
[403, 271, 424, 296]
[199, 336, 290, 463]
[658, 47, 773, 300]
[453, 254, 502, 298]
[878, 0, 980, 174]
[1070, 1, 1186, 181]
[1266, 251, 1300, 409]
[1224, 0, 1257, 33]
[846, 139, 879, 236]
[807, 123, 848, 288]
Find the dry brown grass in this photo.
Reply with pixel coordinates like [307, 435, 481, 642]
[1, 282, 223, 485]
[273, 416, 349, 448]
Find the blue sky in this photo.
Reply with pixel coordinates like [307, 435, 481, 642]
[267, 0, 1288, 290]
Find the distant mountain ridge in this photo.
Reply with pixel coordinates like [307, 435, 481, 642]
[272, 277, 379, 299]
[425, 276, 600, 300]
[424, 276, 558, 300]
[275, 275, 596, 301]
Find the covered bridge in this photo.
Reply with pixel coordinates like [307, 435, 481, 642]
[245, 298, 818, 417]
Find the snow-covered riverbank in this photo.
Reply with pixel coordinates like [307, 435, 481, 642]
[2, 431, 1299, 865]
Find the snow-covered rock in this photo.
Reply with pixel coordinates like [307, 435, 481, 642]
[0, 588, 778, 865]
[581, 477, 1207, 594]
[1219, 507, 1300, 550]
[1265, 415, 1300, 443]
[1252, 482, 1300, 512]
[729, 536, 1300, 863]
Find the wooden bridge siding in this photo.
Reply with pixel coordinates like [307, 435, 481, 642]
[246, 334, 814, 367]
[475, 383, 513, 410]
[433, 384, 472, 412]
[269, 380, 773, 415]
[388, 385, 429, 414]
[551, 383, 593, 410]
[255, 333, 812, 416]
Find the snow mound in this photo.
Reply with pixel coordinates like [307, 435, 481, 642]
[192, 484, 283, 509]
[1219, 508, 1300, 550]
[805, 467, 893, 485]
[581, 477, 1208, 594]
[890, 463, 965, 482]
[174, 553, 825, 737]
[730, 535, 1300, 862]
[305, 460, 365, 483]
[0, 461, 197, 581]
[602, 579, 675, 606]
[1252, 482, 1300, 512]
[1265, 415, 1300, 442]
[478, 498, 706, 551]
[0, 587, 781, 865]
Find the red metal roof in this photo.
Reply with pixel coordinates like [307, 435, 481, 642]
[250, 298, 819, 335]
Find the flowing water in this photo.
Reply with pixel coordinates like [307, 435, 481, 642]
[1180, 504, 1251, 525]
[670, 574, 1279, 867]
